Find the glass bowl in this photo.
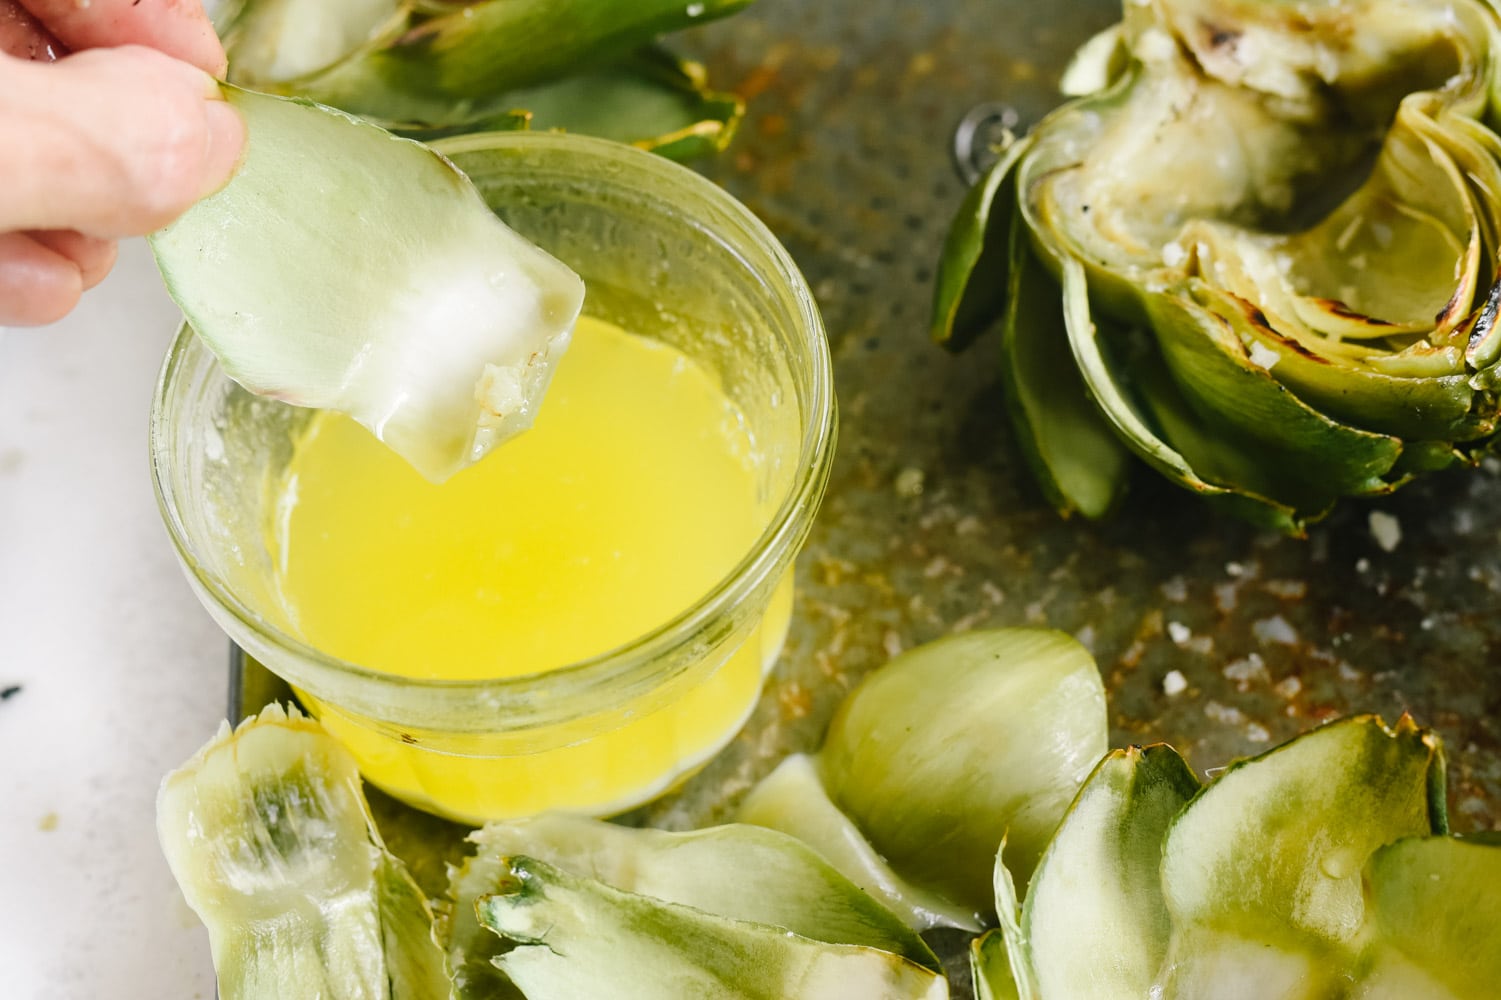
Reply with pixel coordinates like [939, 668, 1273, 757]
[149, 131, 836, 822]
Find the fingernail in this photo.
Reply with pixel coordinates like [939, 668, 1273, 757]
[199, 100, 247, 201]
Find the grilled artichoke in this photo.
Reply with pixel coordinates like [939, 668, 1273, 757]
[215, 0, 751, 158]
[934, 0, 1501, 533]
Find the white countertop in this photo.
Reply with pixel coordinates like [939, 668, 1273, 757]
[0, 239, 224, 999]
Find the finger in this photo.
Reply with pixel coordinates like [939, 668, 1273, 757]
[0, 0, 64, 61]
[0, 47, 246, 237]
[19, 0, 224, 76]
[26, 230, 118, 290]
[0, 231, 82, 326]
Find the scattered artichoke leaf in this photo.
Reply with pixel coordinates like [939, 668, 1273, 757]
[1022, 745, 1200, 1000]
[818, 628, 1108, 915]
[736, 753, 984, 932]
[156, 704, 453, 1000]
[999, 216, 1130, 520]
[241, 0, 752, 128]
[475, 857, 950, 1000]
[931, 136, 1033, 351]
[149, 87, 584, 483]
[1155, 715, 1445, 996]
[1353, 835, 1501, 1000]
[984, 847, 1040, 1000]
[444, 813, 939, 996]
[501, 45, 744, 161]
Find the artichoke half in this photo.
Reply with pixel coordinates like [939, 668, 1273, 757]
[215, 0, 752, 159]
[934, 0, 1501, 533]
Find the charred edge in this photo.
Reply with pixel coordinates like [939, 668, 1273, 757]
[1437, 288, 1468, 327]
[1466, 277, 1501, 353]
[1234, 296, 1328, 363]
[1314, 298, 1395, 327]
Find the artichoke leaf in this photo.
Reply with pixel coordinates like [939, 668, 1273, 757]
[1352, 835, 1501, 999]
[1022, 745, 1200, 1000]
[499, 45, 744, 161]
[932, 136, 1033, 350]
[149, 87, 584, 483]
[1197, 289, 1483, 443]
[156, 704, 453, 1000]
[1057, 258, 1307, 533]
[444, 812, 939, 996]
[736, 753, 984, 933]
[970, 931, 1023, 1000]
[818, 628, 1108, 915]
[1155, 716, 1446, 997]
[253, 0, 752, 128]
[999, 217, 1131, 520]
[1125, 329, 1316, 533]
[223, 0, 404, 86]
[1142, 287, 1405, 504]
[980, 849, 1040, 1000]
[475, 857, 950, 1000]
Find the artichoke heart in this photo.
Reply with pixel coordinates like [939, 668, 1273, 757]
[935, 0, 1501, 532]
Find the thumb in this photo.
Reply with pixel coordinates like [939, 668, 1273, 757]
[0, 46, 245, 239]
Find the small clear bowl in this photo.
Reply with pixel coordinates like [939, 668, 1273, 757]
[150, 132, 836, 823]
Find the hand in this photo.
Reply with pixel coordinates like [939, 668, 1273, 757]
[0, 1, 245, 326]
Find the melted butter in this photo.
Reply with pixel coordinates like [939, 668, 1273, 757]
[269, 315, 789, 820]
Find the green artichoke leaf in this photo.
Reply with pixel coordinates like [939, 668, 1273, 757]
[1155, 716, 1446, 997]
[475, 857, 950, 1000]
[499, 46, 744, 161]
[970, 931, 1022, 1000]
[156, 705, 453, 1000]
[444, 813, 939, 996]
[1142, 287, 1404, 505]
[1352, 835, 1501, 999]
[1058, 258, 1308, 534]
[932, 136, 1033, 351]
[980, 848, 1040, 1000]
[736, 753, 985, 932]
[149, 87, 584, 484]
[1000, 217, 1131, 520]
[1022, 745, 1200, 1000]
[223, 0, 404, 87]
[249, 0, 752, 128]
[818, 628, 1108, 916]
[1198, 289, 1482, 443]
